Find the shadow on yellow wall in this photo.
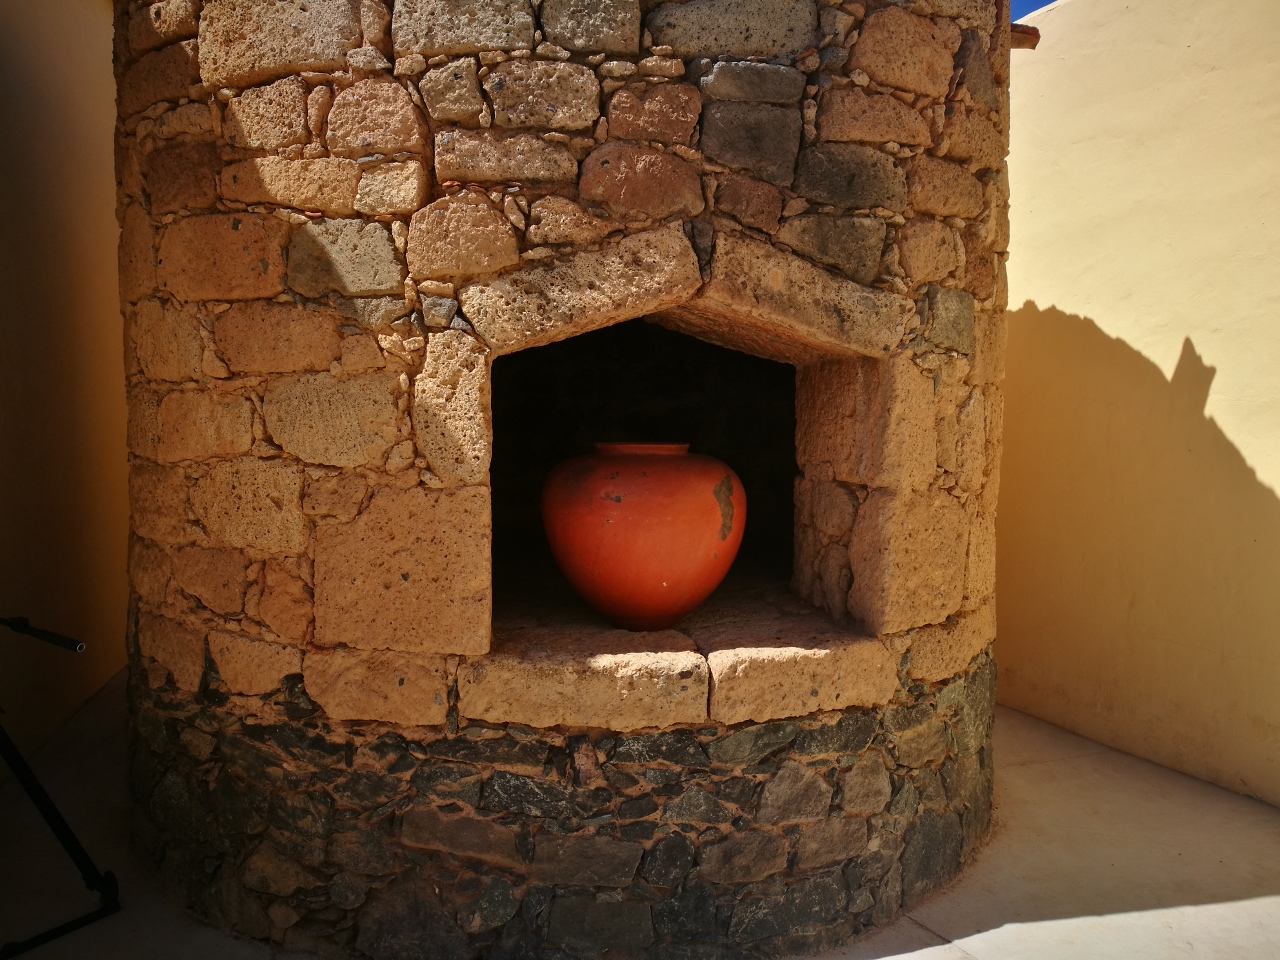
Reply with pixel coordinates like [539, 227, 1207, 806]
[997, 302, 1280, 805]
[0, 0, 127, 763]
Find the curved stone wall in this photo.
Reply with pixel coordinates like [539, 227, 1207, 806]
[131, 650, 993, 957]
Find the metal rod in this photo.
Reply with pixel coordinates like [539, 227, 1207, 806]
[0, 617, 84, 653]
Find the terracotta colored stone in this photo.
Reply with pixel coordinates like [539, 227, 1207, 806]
[190, 458, 309, 555]
[131, 300, 204, 382]
[214, 302, 343, 374]
[356, 161, 428, 216]
[326, 79, 424, 159]
[849, 8, 960, 99]
[715, 176, 782, 233]
[288, 218, 403, 297]
[697, 830, 789, 884]
[458, 224, 702, 354]
[703, 633, 898, 724]
[130, 462, 198, 545]
[391, 0, 536, 57]
[209, 631, 303, 695]
[407, 193, 520, 282]
[220, 158, 360, 216]
[796, 353, 936, 492]
[399, 806, 522, 868]
[646, 0, 818, 59]
[198, 0, 361, 88]
[794, 143, 909, 212]
[932, 0, 998, 34]
[264, 372, 401, 468]
[433, 129, 578, 183]
[259, 560, 314, 642]
[848, 488, 968, 636]
[943, 110, 1005, 170]
[907, 155, 984, 219]
[137, 612, 205, 691]
[313, 485, 491, 655]
[152, 102, 214, 139]
[157, 213, 289, 302]
[144, 140, 221, 215]
[118, 39, 200, 116]
[701, 102, 803, 187]
[483, 59, 599, 131]
[169, 545, 247, 615]
[457, 626, 708, 729]
[579, 141, 704, 220]
[412, 331, 490, 485]
[911, 601, 998, 686]
[303, 473, 368, 522]
[817, 88, 932, 146]
[304, 647, 451, 724]
[679, 233, 910, 362]
[128, 0, 200, 55]
[607, 83, 701, 146]
[156, 390, 254, 463]
[541, 0, 639, 53]
[774, 214, 886, 285]
[223, 76, 309, 151]
[127, 383, 166, 461]
[899, 218, 962, 286]
[525, 196, 617, 246]
[129, 538, 172, 607]
[418, 58, 486, 127]
[960, 225, 997, 301]
[119, 202, 156, 303]
[796, 816, 868, 870]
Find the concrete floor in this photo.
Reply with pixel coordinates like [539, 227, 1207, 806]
[3, 673, 1279, 959]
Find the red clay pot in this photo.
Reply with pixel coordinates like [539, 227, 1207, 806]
[542, 443, 747, 631]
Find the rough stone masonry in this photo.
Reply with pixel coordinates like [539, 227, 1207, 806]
[115, 0, 1011, 955]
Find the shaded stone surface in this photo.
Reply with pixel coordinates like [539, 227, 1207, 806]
[707, 722, 799, 767]
[646, 0, 818, 59]
[532, 833, 643, 886]
[698, 61, 805, 104]
[697, 830, 788, 884]
[355, 873, 469, 960]
[901, 810, 963, 905]
[775, 214, 886, 285]
[547, 897, 655, 952]
[728, 874, 847, 942]
[794, 144, 909, 212]
[700, 102, 802, 187]
[642, 830, 697, 888]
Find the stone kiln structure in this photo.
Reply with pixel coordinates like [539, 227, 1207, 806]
[115, 0, 1010, 955]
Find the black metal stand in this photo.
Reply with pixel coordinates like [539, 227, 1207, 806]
[0, 618, 120, 958]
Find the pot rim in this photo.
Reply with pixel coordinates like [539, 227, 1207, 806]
[593, 442, 690, 456]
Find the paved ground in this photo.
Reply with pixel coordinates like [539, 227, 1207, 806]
[3, 671, 1279, 959]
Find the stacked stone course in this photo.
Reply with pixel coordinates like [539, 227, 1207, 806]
[115, 0, 1011, 954]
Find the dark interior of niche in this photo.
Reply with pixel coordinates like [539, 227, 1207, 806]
[490, 318, 798, 615]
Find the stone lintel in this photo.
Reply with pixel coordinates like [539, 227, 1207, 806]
[457, 626, 709, 729]
[457, 224, 703, 355]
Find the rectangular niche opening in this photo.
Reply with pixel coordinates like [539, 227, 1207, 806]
[489, 317, 798, 628]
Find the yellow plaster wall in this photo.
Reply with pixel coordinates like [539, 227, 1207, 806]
[0, 0, 127, 761]
[999, 0, 1280, 803]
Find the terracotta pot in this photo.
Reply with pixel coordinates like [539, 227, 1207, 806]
[542, 443, 747, 631]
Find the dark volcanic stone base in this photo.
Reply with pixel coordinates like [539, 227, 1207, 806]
[129, 649, 993, 958]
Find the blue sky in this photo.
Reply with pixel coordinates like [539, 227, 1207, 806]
[1011, 0, 1054, 19]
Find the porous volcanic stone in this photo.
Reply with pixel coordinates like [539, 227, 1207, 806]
[224, 77, 309, 151]
[326, 79, 425, 158]
[119, 203, 156, 303]
[356, 161, 429, 216]
[127, 0, 199, 55]
[906, 601, 995, 682]
[131, 300, 204, 382]
[198, 0, 361, 88]
[258, 560, 313, 642]
[264, 372, 400, 468]
[392, 0, 535, 57]
[541, 0, 640, 53]
[483, 59, 600, 131]
[906, 155, 984, 219]
[897, 218, 962, 284]
[157, 213, 289, 302]
[532, 833, 644, 887]
[698, 61, 805, 104]
[220, 158, 361, 216]
[919, 283, 977, 353]
[209, 632, 303, 696]
[579, 141, 705, 220]
[214, 302, 342, 374]
[775, 214, 886, 285]
[143, 140, 221, 215]
[794, 143, 909, 211]
[459, 224, 702, 354]
[700, 102, 802, 187]
[407, 193, 520, 282]
[817, 87, 932, 145]
[129, 462, 196, 545]
[119, 39, 200, 116]
[957, 28, 1000, 113]
[457, 626, 708, 729]
[288, 218, 403, 297]
[313, 484, 491, 655]
[525, 196, 618, 245]
[412, 330, 490, 485]
[156, 390, 253, 463]
[607, 83, 701, 145]
[190, 458, 308, 555]
[943, 110, 1005, 170]
[434, 129, 578, 182]
[419, 58, 487, 126]
[137, 612, 205, 691]
[304, 648, 449, 725]
[849, 7, 960, 99]
[646, 0, 818, 59]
